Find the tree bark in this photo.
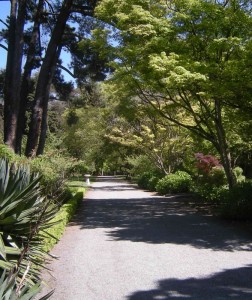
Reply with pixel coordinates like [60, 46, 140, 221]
[4, 0, 26, 150]
[36, 46, 62, 156]
[35, 86, 49, 156]
[214, 99, 236, 189]
[25, 0, 73, 157]
[15, 0, 44, 154]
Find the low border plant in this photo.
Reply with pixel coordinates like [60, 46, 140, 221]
[42, 187, 85, 252]
[156, 171, 192, 195]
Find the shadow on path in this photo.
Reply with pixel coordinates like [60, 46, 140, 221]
[71, 194, 252, 251]
[127, 265, 252, 299]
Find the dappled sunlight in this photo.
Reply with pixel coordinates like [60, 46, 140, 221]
[70, 190, 252, 251]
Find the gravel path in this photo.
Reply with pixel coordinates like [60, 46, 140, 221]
[40, 176, 252, 299]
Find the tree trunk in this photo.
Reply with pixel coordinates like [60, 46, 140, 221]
[4, 0, 26, 150]
[15, 0, 44, 154]
[36, 45, 62, 156]
[36, 88, 49, 156]
[25, 0, 73, 157]
[214, 99, 236, 189]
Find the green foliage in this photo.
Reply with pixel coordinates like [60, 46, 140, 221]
[192, 163, 229, 203]
[127, 155, 159, 178]
[192, 166, 228, 203]
[30, 150, 77, 196]
[0, 145, 15, 161]
[96, 0, 252, 189]
[0, 158, 59, 291]
[42, 188, 85, 252]
[220, 182, 252, 220]
[48, 101, 67, 134]
[192, 152, 228, 202]
[63, 107, 107, 166]
[148, 175, 160, 191]
[233, 166, 245, 183]
[0, 145, 78, 198]
[195, 166, 227, 187]
[191, 183, 227, 204]
[103, 90, 193, 175]
[137, 172, 154, 189]
[137, 171, 162, 190]
[69, 160, 89, 177]
[66, 109, 79, 126]
[156, 171, 192, 195]
[207, 167, 227, 187]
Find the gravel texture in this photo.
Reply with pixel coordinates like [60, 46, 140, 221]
[39, 176, 252, 300]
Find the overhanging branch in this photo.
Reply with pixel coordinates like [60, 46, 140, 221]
[57, 63, 75, 78]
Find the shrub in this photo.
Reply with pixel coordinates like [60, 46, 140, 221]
[156, 171, 192, 195]
[220, 182, 252, 220]
[195, 153, 222, 174]
[0, 145, 78, 198]
[148, 176, 160, 191]
[30, 150, 77, 197]
[205, 166, 227, 186]
[137, 172, 156, 189]
[137, 171, 163, 190]
[191, 183, 227, 203]
[42, 188, 85, 252]
[233, 166, 245, 183]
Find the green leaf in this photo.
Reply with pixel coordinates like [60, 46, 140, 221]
[0, 233, 6, 260]
[0, 259, 14, 270]
[38, 289, 55, 300]
[5, 246, 21, 256]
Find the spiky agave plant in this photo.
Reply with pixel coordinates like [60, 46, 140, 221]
[0, 158, 59, 295]
[0, 270, 54, 300]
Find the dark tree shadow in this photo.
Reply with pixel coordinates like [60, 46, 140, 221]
[71, 193, 252, 251]
[127, 265, 252, 299]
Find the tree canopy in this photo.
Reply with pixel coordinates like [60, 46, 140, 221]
[95, 0, 252, 187]
[0, 0, 252, 187]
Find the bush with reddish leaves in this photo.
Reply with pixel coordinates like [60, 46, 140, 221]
[192, 153, 227, 202]
[194, 153, 226, 186]
[195, 153, 222, 174]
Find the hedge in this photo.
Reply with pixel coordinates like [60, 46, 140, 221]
[42, 188, 85, 252]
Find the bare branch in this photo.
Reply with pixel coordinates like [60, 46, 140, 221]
[0, 43, 8, 51]
[0, 19, 8, 28]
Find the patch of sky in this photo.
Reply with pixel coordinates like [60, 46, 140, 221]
[0, 3, 119, 84]
[0, 1, 74, 82]
[0, 1, 9, 70]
